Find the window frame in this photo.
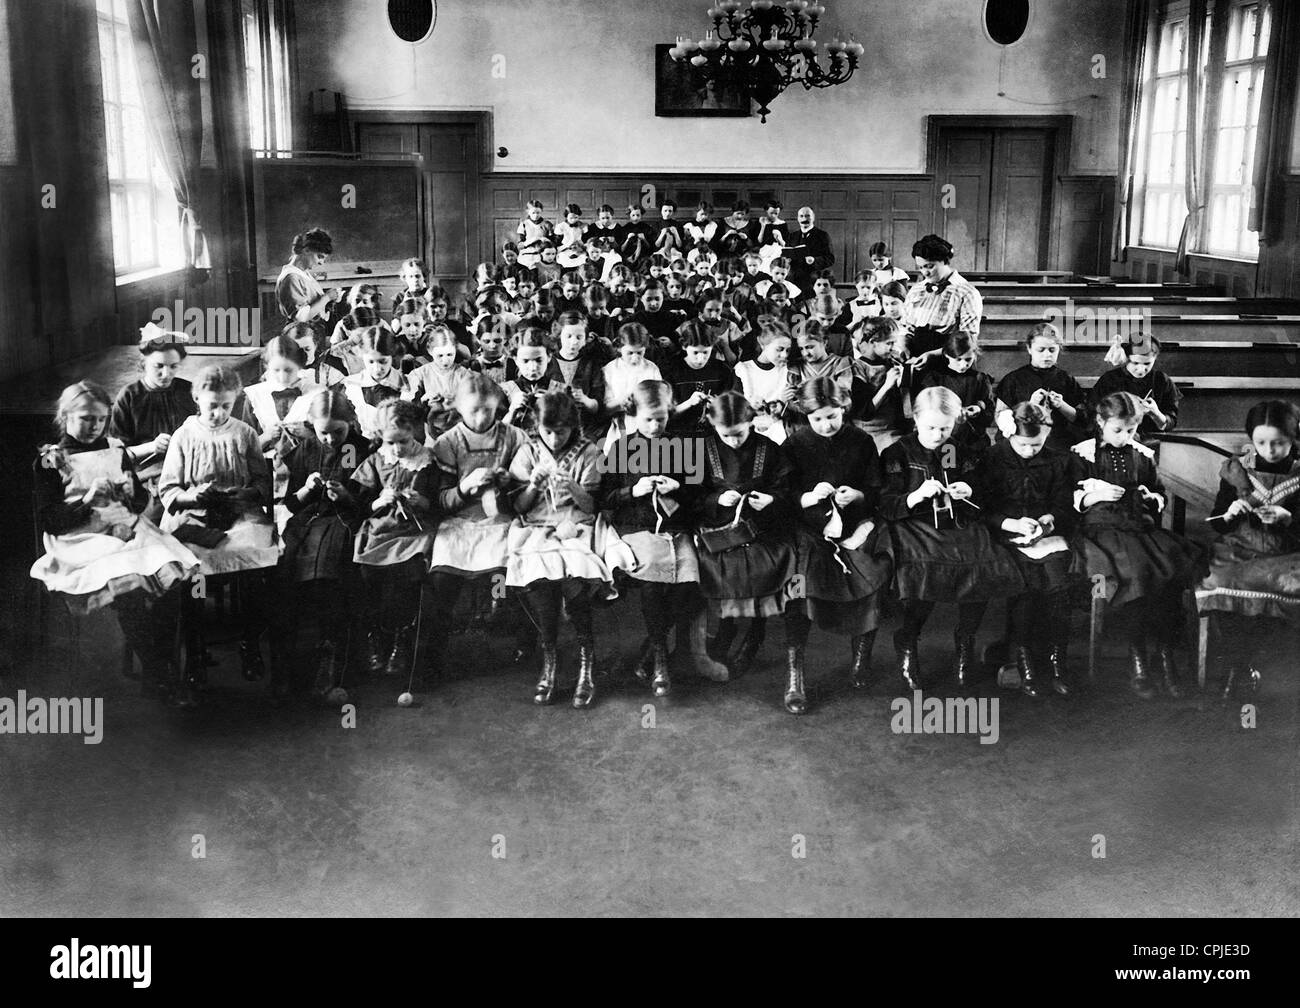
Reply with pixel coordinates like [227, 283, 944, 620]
[96, 0, 184, 282]
[1132, 0, 1272, 261]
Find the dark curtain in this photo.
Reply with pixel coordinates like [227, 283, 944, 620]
[9, 0, 117, 367]
[1249, 0, 1299, 243]
[1112, 0, 1156, 265]
[126, 0, 210, 270]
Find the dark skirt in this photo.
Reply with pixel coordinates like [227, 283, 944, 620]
[794, 524, 893, 603]
[999, 537, 1087, 594]
[698, 536, 799, 617]
[1196, 540, 1300, 624]
[281, 513, 356, 583]
[1079, 526, 1204, 608]
[890, 518, 1026, 602]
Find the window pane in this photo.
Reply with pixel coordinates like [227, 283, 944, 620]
[126, 187, 154, 268]
[98, 20, 118, 104]
[1150, 132, 1173, 183]
[122, 105, 151, 179]
[1258, 4, 1271, 57]
[110, 189, 130, 269]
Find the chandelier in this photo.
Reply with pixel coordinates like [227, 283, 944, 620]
[668, 1, 863, 123]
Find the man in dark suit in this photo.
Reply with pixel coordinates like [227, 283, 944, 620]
[784, 205, 834, 290]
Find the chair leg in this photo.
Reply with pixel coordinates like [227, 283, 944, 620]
[1197, 614, 1209, 691]
[1088, 594, 1103, 683]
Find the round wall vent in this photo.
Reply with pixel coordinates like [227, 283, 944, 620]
[984, 0, 1030, 46]
[387, 0, 437, 44]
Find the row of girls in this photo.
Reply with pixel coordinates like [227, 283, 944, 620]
[34, 309, 1299, 711]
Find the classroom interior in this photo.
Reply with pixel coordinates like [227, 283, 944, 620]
[0, 0, 1297, 917]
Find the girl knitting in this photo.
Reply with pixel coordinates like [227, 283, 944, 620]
[734, 320, 795, 445]
[159, 365, 279, 685]
[1199, 400, 1300, 698]
[404, 324, 473, 441]
[33, 381, 198, 702]
[241, 335, 321, 451]
[551, 312, 607, 440]
[848, 316, 909, 452]
[977, 401, 1082, 697]
[994, 322, 1085, 452]
[880, 386, 1025, 691]
[426, 375, 528, 679]
[782, 378, 893, 712]
[348, 398, 438, 680]
[277, 388, 372, 698]
[601, 322, 662, 450]
[1089, 336, 1181, 446]
[662, 324, 736, 436]
[695, 391, 797, 686]
[601, 380, 701, 699]
[341, 327, 404, 441]
[919, 332, 995, 456]
[110, 323, 197, 520]
[502, 325, 568, 434]
[1070, 391, 1203, 699]
[506, 390, 615, 708]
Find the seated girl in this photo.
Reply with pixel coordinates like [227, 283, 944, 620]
[33, 381, 199, 703]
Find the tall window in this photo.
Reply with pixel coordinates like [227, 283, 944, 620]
[243, 0, 293, 156]
[1134, 0, 1272, 259]
[97, 0, 183, 278]
[1138, 13, 1191, 250]
[1206, 2, 1270, 257]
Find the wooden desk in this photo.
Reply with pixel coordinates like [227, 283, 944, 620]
[1156, 433, 1242, 534]
[0, 345, 263, 418]
[257, 259, 408, 321]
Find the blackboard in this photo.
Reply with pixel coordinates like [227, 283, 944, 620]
[251, 154, 424, 270]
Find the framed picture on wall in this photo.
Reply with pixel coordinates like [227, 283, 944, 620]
[654, 44, 750, 117]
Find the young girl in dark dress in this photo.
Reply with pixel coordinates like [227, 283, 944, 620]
[277, 388, 372, 697]
[1088, 337, 1181, 447]
[978, 401, 1083, 697]
[993, 322, 1085, 451]
[695, 392, 798, 683]
[601, 380, 701, 698]
[662, 325, 737, 436]
[1070, 391, 1204, 698]
[881, 386, 1025, 691]
[110, 325, 197, 521]
[919, 332, 995, 457]
[1197, 400, 1300, 698]
[781, 378, 894, 712]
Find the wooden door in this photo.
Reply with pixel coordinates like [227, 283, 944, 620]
[934, 125, 1055, 272]
[417, 123, 478, 291]
[935, 129, 994, 271]
[987, 129, 1053, 271]
[355, 118, 482, 295]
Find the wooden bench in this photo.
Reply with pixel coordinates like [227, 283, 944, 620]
[976, 341, 1299, 380]
[978, 314, 1300, 346]
[978, 296, 1300, 319]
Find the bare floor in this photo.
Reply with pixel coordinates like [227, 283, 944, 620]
[1, 596, 1295, 918]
